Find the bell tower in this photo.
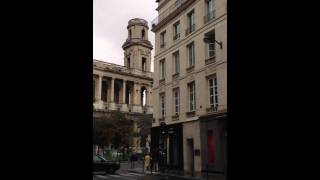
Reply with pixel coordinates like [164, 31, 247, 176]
[122, 18, 153, 72]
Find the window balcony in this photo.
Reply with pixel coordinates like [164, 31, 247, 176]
[172, 114, 179, 121]
[186, 65, 194, 73]
[186, 111, 196, 117]
[160, 42, 166, 49]
[206, 104, 227, 114]
[159, 117, 165, 123]
[205, 54, 216, 65]
[173, 33, 180, 41]
[172, 72, 179, 79]
[185, 24, 196, 36]
[159, 78, 166, 85]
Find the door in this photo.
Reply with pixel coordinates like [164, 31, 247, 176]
[187, 138, 194, 172]
[207, 130, 216, 166]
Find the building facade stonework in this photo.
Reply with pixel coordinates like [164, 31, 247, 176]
[151, 0, 227, 174]
[93, 18, 154, 151]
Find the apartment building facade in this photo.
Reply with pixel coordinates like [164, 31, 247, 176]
[151, 0, 227, 174]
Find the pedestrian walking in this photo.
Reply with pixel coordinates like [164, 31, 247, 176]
[152, 148, 159, 172]
[130, 152, 136, 168]
[144, 153, 152, 171]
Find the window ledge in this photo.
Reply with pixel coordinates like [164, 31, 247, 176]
[172, 73, 179, 79]
[186, 65, 195, 73]
[206, 106, 218, 113]
[186, 111, 196, 117]
[205, 56, 216, 65]
[159, 118, 165, 122]
[159, 78, 165, 84]
[172, 114, 179, 121]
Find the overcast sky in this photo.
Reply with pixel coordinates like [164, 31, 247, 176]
[93, 0, 158, 70]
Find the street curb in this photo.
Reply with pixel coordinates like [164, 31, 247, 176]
[127, 169, 219, 180]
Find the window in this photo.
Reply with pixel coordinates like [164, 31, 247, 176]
[186, 10, 195, 35]
[159, 59, 165, 80]
[127, 57, 131, 68]
[205, 0, 215, 22]
[208, 42, 215, 58]
[142, 29, 145, 39]
[173, 88, 180, 115]
[188, 82, 196, 111]
[160, 31, 167, 48]
[187, 42, 195, 67]
[101, 81, 108, 102]
[173, 21, 180, 41]
[173, 51, 180, 74]
[142, 57, 146, 71]
[204, 30, 216, 64]
[208, 75, 218, 107]
[160, 94, 166, 118]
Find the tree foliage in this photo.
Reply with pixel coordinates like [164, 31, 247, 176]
[136, 116, 152, 147]
[93, 111, 133, 149]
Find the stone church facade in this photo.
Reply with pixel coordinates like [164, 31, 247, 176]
[93, 18, 154, 152]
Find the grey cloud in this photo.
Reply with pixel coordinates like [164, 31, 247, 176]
[93, 0, 157, 69]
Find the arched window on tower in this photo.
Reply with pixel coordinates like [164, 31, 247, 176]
[142, 57, 146, 72]
[141, 29, 145, 40]
[129, 29, 132, 39]
[127, 57, 131, 68]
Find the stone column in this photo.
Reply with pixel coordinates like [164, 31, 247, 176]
[96, 75, 102, 101]
[109, 78, 116, 110]
[121, 80, 128, 111]
[132, 82, 142, 113]
[110, 78, 114, 102]
[94, 75, 104, 109]
[122, 80, 126, 103]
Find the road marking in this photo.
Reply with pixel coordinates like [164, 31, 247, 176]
[95, 175, 109, 179]
[119, 173, 135, 176]
[128, 172, 145, 176]
[108, 174, 121, 178]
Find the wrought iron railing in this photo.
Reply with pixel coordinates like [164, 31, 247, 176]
[173, 33, 180, 41]
[185, 24, 195, 36]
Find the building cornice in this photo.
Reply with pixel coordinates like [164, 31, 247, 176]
[94, 66, 153, 81]
[122, 39, 153, 50]
[152, 0, 196, 32]
[156, 0, 170, 11]
[199, 111, 227, 120]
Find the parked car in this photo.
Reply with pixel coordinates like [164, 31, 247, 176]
[93, 154, 120, 174]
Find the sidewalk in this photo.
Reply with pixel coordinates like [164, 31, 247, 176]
[128, 167, 226, 180]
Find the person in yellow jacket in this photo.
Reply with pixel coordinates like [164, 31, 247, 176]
[144, 153, 152, 171]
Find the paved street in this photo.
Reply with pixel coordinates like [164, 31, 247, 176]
[93, 162, 199, 180]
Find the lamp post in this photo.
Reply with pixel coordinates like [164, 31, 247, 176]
[159, 122, 166, 172]
[167, 127, 175, 171]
